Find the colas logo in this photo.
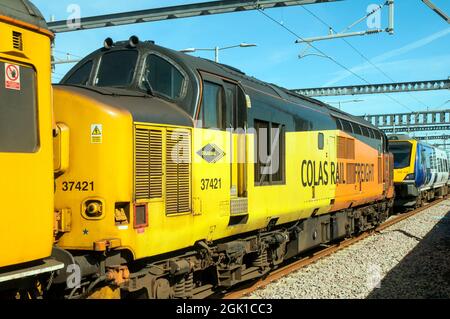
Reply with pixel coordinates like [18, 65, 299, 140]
[197, 144, 225, 163]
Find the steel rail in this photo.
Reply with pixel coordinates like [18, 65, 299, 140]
[224, 197, 448, 299]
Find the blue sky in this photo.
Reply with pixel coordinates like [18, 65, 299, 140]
[33, 0, 449, 118]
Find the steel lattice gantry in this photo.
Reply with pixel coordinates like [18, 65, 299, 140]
[414, 134, 450, 141]
[48, 0, 342, 33]
[361, 109, 450, 127]
[381, 125, 450, 134]
[360, 109, 450, 134]
[412, 135, 450, 151]
[428, 143, 450, 150]
[294, 78, 450, 97]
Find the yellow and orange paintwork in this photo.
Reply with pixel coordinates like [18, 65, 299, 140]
[332, 132, 393, 211]
[53, 86, 393, 261]
[0, 16, 54, 268]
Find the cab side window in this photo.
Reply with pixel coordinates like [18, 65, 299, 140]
[254, 119, 285, 185]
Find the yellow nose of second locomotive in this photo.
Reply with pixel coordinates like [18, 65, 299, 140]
[52, 85, 134, 251]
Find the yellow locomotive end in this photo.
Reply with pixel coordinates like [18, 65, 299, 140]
[53, 86, 134, 251]
[0, 0, 63, 290]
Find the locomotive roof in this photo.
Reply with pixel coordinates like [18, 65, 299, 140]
[62, 39, 380, 132]
[388, 134, 412, 141]
[0, 0, 48, 29]
[149, 42, 380, 131]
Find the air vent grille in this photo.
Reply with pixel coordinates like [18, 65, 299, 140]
[337, 136, 355, 160]
[166, 129, 191, 215]
[134, 126, 191, 215]
[135, 128, 163, 200]
[12, 31, 23, 51]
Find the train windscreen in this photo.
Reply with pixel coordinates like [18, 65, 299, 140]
[65, 60, 93, 85]
[388, 141, 412, 169]
[95, 50, 138, 87]
[141, 54, 184, 100]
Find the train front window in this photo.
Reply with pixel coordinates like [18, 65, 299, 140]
[95, 50, 138, 87]
[65, 60, 93, 85]
[388, 142, 412, 169]
[141, 54, 184, 99]
[0, 62, 38, 153]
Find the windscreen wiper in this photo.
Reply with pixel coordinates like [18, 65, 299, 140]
[142, 78, 155, 97]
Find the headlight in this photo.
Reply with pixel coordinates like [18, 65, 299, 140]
[86, 201, 102, 217]
[82, 199, 105, 220]
[403, 173, 415, 181]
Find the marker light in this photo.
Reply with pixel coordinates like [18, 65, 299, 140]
[104, 37, 114, 49]
[129, 35, 140, 48]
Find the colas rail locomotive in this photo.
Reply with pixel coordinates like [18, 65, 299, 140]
[49, 36, 395, 299]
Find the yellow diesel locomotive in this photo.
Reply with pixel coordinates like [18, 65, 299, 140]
[0, 0, 63, 296]
[51, 37, 395, 298]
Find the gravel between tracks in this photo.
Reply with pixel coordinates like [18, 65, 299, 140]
[247, 199, 450, 299]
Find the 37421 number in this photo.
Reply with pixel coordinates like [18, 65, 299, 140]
[62, 181, 94, 192]
[201, 178, 222, 191]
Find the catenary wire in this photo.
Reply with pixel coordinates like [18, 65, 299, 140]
[256, 7, 416, 113]
[301, 4, 429, 110]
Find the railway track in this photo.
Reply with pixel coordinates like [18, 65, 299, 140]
[223, 197, 448, 299]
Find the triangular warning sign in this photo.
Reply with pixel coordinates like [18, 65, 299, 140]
[92, 126, 101, 135]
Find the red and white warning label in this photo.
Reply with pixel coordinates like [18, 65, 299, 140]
[5, 63, 21, 90]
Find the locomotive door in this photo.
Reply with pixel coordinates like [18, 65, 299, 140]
[224, 81, 248, 218]
[197, 72, 248, 220]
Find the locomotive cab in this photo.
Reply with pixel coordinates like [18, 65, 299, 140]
[62, 37, 198, 113]
[388, 135, 449, 207]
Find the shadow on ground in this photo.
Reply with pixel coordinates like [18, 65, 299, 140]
[367, 206, 450, 299]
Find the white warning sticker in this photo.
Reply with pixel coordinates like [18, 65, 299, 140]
[5, 63, 21, 90]
[91, 124, 103, 144]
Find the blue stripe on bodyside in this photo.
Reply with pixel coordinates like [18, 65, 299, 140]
[415, 143, 425, 187]
[424, 144, 433, 186]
